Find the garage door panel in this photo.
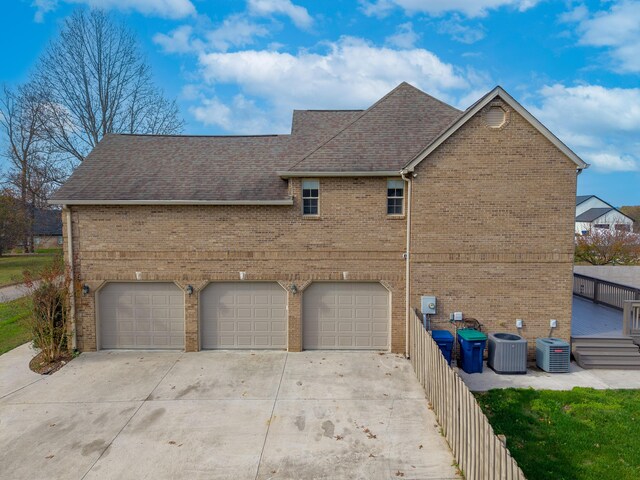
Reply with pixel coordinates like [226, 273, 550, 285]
[304, 283, 389, 350]
[201, 282, 287, 349]
[99, 283, 185, 350]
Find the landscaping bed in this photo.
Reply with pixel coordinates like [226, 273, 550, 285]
[476, 388, 640, 480]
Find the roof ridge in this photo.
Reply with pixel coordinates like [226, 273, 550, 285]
[107, 133, 289, 139]
[293, 109, 364, 112]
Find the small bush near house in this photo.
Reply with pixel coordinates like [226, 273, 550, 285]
[24, 254, 73, 373]
[575, 229, 640, 265]
[476, 388, 640, 480]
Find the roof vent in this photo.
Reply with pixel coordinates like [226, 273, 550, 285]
[485, 106, 506, 128]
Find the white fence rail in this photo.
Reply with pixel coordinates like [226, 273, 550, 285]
[409, 310, 526, 480]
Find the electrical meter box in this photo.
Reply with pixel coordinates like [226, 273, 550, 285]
[421, 296, 437, 315]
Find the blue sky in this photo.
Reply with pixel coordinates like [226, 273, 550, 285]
[1, 0, 639, 206]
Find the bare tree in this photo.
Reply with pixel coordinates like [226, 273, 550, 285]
[0, 190, 29, 256]
[0, 84, 66, 252]
[34, 9, 184, 163]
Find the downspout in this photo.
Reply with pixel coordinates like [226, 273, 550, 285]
[401, 170, 413, 358]
[64, 206, 77, 351]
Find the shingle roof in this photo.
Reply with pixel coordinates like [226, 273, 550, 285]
[576, 208, 613, 222]
[286, 82, 462, 173]
[49, 83, 464, 203]
[576, 195, 593, 205]
[33, 208, 62, 236]
[51, 134, 293, 202]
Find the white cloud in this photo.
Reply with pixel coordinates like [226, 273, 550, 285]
[154, 15, 270, 54]
[247, 0, 313, 29]
[436, 15, 485, 43]
[385, 22, 420, 48]
[33, 0, 196, 21]
[530, 84, 640, 172]
[153, 25, 199, 54]
[563, 1, 640, 73]
[190, 94, 285, 134]
[206, 14, 270, 52]
[32, 0, 57, 23]
[188, 36, 473, 133]
[360, 0, 539, 18]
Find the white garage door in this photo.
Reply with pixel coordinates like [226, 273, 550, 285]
[200, 282, 287, 349]
[99, 282, 185, 349]
[303, 282, 390, 350]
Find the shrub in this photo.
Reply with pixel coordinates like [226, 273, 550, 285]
[575, 229, 640, 265]
[23, 254, 71, 362]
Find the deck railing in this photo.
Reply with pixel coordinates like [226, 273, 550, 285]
[573, 273, 640, 310]
[623, 301, 640, 336]
[409, 309, 526, 480]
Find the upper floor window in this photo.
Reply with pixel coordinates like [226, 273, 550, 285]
[302, 179, 319, 215]
[387, 179, 404, 215]
[594, 224, 610, 230]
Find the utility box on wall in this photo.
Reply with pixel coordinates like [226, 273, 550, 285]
[421, 296, 437, 315]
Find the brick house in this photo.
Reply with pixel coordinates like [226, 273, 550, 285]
[50, 82, 587, 357]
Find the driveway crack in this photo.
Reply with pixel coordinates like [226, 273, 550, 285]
[254, 351, 288, 480]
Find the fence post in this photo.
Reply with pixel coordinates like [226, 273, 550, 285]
[593, 278, 599, 304]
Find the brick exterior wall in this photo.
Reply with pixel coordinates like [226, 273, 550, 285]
[65, 177, 406, 352]
[64, 99, 577, 359]
[409, 100, 577, 358]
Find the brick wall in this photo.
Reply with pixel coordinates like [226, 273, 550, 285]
[409, 100, 577, 357]
[66, 177, 406, 352]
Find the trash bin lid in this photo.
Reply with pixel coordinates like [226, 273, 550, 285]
[431, 330, 454, 341]
[457, 329, 487, 341]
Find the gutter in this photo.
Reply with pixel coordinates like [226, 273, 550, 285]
[278, 171, 400, 178]
[401, 170, 413, 358]
[64, 206, 77, 351]
[49, 199, 294, 206]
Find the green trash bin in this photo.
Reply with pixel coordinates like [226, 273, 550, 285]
[457, 329, 487, 373]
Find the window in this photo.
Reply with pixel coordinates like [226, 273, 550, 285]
[302, 179, 319, 215]
[387, 179, 404, 215]
[594, 224, 610, 230]
[615, 224, 631, 232]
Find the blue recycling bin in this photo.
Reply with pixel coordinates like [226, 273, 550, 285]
[431, 330, 454, 365]
[457, 329, 487, 374]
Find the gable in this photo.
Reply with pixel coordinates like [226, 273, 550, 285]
[403, 87, 588, 173]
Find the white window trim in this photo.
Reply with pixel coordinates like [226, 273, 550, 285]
[387, 178, 404, 216]
[302, 179, 320, 216]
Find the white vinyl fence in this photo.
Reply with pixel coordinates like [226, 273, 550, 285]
[409, 310, 526, 480]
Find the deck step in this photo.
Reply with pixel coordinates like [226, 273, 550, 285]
[572, 336, 640, 369]
[574, 347, 640, 356]
[571, 337, 636, 347]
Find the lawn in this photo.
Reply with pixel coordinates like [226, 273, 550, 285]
[476, 388, 640, 480]
[0, 298, 32, 355]
[0, 250, 61, 287]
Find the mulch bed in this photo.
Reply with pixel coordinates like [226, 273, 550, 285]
[29, 351, 74, 375]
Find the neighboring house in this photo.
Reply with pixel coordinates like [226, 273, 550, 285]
[50, 83, 587, 356]
[575, 195, 634, 235]
[33, 208, 63, 248]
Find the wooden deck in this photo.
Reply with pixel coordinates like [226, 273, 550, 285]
[572, 295, 624, 338]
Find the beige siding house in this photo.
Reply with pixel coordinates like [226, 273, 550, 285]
[51, 82, 587, 357]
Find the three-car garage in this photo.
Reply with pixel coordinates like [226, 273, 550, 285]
[97, 281, 390, 351]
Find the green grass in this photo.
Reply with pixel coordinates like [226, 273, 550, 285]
[0, 252, 60, 287]
[35, 248, 63, 255]
[476, 388, 640, 480]
[0, 298, 32, 355]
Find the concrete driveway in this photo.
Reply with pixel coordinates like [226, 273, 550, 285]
[0, 347, 459, 480]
